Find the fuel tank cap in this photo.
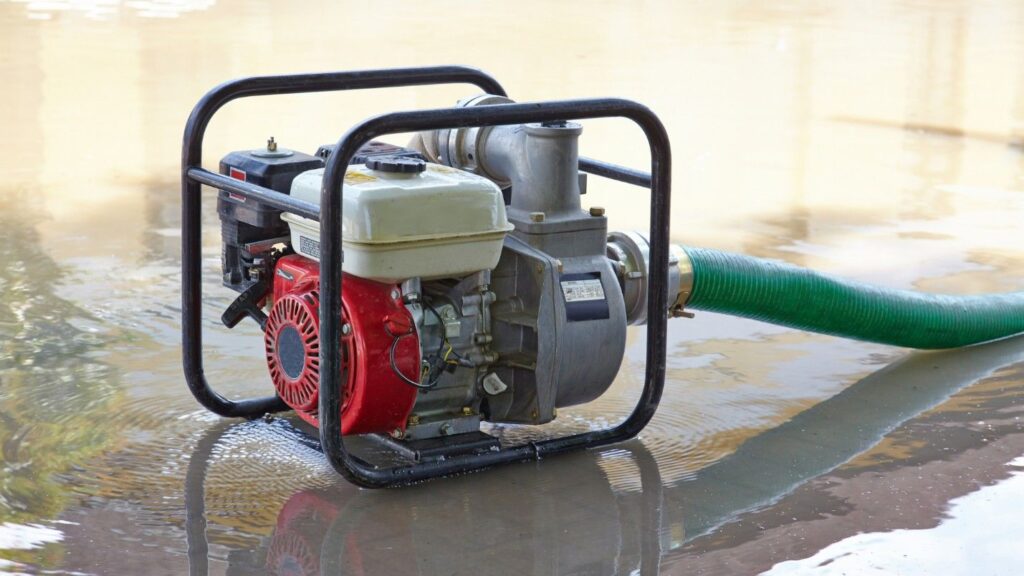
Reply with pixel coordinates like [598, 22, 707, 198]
[365, 155, 427, 174]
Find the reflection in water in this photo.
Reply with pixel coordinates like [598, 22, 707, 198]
[185, 424, 664, 576]
[897, 4, 965, 224]
[667, 336, 1024, 542]
[667, 360, 1024, 574]
[0, 193, 122, 563]
[183, 336, 1024, 575]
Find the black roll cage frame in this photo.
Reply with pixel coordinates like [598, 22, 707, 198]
[181, 65, 670, 487]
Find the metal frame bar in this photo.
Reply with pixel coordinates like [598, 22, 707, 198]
[579, 157, 653, 188]
[181, 66, 670, 487]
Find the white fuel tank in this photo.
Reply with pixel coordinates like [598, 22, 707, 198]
[281, 157, 513, 283]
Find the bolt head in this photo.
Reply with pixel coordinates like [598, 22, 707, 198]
[529, 211, 546, 223]
[390, 288, 401, 300]
[341, 323, 352, 335]
[589, 206, 606, 217]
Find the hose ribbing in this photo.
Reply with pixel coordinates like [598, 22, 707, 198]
[682, 247, 1024, 349]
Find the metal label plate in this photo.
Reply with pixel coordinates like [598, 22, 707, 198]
[561, 278, 606, 302]
[560, 273, 610, 321]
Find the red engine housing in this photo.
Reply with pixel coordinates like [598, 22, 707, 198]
[264, 254, 419, 435]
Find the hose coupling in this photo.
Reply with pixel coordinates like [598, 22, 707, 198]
[607, 231, 692, 325]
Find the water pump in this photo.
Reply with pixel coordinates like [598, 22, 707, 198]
[219, 106, 678, 444]
[182, 67, 1024, 487]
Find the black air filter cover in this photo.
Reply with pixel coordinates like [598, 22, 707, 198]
[218, 149, 323, 228]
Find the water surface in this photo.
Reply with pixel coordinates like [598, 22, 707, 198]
[2, 1, 1024, 574]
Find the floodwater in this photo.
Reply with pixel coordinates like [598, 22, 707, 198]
[2, 0, 1024, 574]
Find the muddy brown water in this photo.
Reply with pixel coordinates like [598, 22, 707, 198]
[2, 1, 1024, 574]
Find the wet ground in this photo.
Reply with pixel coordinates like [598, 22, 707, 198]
[2, 1, 1024, 574]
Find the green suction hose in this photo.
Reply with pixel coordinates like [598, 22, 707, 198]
[679, 247, 1024, 350]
